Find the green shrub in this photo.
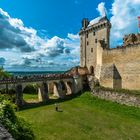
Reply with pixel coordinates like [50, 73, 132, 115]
[15, 117, 34, 140]
[0, 67, 12, 79]
[0, 94, 10, 102]
[0, 97, 34, 140]
[0, 89, 6, 94]
[23, 84, 37, 94]
[0, 93, 16, 103]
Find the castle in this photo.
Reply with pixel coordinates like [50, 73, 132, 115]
[79, 16, 140, 90]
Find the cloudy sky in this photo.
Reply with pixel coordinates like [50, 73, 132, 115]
[0, 0, 139, 71]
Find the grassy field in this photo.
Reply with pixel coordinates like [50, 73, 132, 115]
[23, 93, 38, 102]
[17, 92, 140, 140]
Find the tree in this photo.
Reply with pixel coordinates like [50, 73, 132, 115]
[0, 67, 12, 79]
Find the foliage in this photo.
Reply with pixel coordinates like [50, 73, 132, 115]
[0, 93, 16, 103]
[0, 67, 12, 79]
[0, 94, 10, 102]
[23, 84, 38, 94]
[0, 96, 34, 140]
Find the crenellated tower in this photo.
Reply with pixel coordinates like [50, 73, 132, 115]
[79, 16, 111, 74]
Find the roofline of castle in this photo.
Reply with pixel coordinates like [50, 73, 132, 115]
[79, 19, 111, 35]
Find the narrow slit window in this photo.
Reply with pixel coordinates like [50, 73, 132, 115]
[95, 39, 97, 43]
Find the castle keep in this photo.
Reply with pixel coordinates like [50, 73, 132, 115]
[79, 16, 140, 90]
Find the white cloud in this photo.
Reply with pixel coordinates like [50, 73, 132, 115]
[97, 2, 107, 17]
[0, 8, 80, 71]
[89, 2, 107, 27]
[96, 0, 140, 47]
[110, 0, 140, 47]
[68, 33, 79, 40]
[0, 1, 139, 71]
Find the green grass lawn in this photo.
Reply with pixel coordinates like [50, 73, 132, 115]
[23, 93, 38, 102]
[17, 92, 140, 140]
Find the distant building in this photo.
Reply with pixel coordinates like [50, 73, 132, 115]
[79, 16, 140, 90]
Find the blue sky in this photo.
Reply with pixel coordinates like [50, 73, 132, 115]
[0, 0, 112, 38]
[0, 0, 139, 71]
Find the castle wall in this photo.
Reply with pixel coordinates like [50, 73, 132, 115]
[100, 44, 140, 90]
[95, 42, 103, 79]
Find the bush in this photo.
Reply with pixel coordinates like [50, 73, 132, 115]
[0, 94, 11, 102]
[0, 89, 6, 94]
[23, 84, 37, 94]
[0, 93, 16, 103]
[0, 67, 12, 79]
[0, 97, 34, 140]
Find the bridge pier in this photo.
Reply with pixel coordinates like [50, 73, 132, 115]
[38, 82, 49, 102]
[6, 84, 9, 94]
[58, 81, 66, 99]
[73, 75, 83, 94]
[15, 84, 25, 107]
[53, 82, 60, 98]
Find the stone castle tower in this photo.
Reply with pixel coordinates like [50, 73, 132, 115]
[79, 16, 140, 90]
[79, 16, 111, 74]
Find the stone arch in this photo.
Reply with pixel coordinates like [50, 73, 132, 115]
[48, 82, 61, 98]
[38, 82, 49, 102]
[90, 66, 94, 75]
[48, 82, 59, 98]
[65, 81, 73, 95]
[21, 83, 39, 103]
[53, 81, 67, 99]
[22, 83, 38, 94]
[59, 81, 67, 98]
[60, 81, 67, 91]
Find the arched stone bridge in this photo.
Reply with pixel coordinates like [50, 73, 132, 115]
[0, 74, 83, 106]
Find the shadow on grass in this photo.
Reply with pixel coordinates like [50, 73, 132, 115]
[20, 90, 85, 111]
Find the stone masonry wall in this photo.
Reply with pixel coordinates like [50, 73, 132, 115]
[0, 124, 14, 140]
[93, 89, 140, 108]
[100, 44, 140, 90]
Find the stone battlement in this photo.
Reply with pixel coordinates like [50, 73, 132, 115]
[79, 16, 111, 35]
[110, 33, 140, 49]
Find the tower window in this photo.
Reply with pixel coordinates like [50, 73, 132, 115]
[87, 41, 89, 45]
[91, 48, 93, 52]
[95, 39, 97, 43]
[86, 33, 88, 38]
